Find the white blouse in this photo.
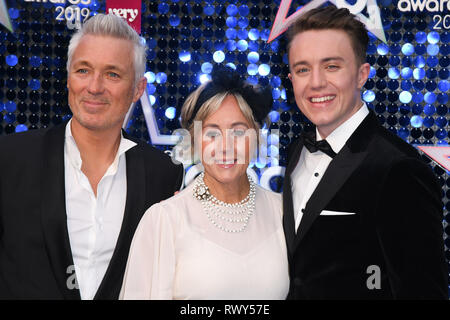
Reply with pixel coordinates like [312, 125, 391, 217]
[120, 181, 289, 300]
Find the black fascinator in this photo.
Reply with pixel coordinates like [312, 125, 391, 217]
[186, 65, 273, 127]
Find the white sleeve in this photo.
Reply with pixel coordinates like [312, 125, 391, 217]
[119, 202, 176, 300]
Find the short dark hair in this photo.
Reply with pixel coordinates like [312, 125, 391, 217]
[286, 6, 369, 65]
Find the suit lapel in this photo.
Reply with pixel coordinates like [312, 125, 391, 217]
[40, 122, 81, 300]
[291, 111, 378, 251]
[283, 138, 305, 256]
[293, 146, 368, 248]
[94, 144, 146, 299]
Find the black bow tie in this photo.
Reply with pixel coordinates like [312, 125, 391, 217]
[301, 131, 337, 158]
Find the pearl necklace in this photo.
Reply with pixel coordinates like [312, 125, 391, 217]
[193, 172, 256, 233]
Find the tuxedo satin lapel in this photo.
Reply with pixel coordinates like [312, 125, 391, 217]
[283, 138, 304, 255]
[40, 122, 81, 300]
[94, 145, 146, 299]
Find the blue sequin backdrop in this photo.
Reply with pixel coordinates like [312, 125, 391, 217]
[0, 0, 449, 288]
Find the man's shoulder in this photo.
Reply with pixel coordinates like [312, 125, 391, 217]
[0, 127, 51, 151]
[371, 124, 423, 162]
[130, 140, 180, 169]
[363, 124, 435, 179]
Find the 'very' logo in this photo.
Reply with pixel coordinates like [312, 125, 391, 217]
[268, 0, 387, 43]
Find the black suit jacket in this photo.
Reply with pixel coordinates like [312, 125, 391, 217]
[0, 122, 184, 299]
[283, 111, 448, 299]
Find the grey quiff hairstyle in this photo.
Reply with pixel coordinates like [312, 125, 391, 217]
[66, 13, 146, 84]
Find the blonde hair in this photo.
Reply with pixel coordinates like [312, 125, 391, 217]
[181, 84, 260, 136]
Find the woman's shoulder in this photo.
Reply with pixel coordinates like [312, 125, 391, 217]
[143, 182, 196, 221]
[255, 184, 282, 205]
[160, 182, 195, 207]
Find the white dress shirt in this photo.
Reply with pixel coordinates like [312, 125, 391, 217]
[291, 104, 369, 232]
[64, 120, 137, 300]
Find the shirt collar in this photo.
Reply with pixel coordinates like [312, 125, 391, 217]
[316, 103, 369, 154]
[65, 118, 137, 173]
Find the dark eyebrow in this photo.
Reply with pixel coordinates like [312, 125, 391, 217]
[292, 56, 345, 68]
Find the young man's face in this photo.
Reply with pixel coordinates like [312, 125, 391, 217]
[288, 29, 370, 138]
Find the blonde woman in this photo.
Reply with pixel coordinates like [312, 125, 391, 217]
[120, 66, 289, 299]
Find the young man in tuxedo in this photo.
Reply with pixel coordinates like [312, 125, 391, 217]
[283, 6, 448, 299]
[0, 14, 183, 299]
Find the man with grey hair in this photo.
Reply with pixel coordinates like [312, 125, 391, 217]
[0, 14, 183, 299]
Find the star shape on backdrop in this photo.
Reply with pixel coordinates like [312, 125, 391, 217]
[268, 0, 386, 43]
[418, 146, 450, 172]
[0, 0, 13, 33]
[123, 88, 180, 146]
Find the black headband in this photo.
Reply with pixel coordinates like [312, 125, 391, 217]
[186, 65, 273, 127]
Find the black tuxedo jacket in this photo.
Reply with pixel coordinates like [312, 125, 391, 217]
[283, 111, 448, 299]
[0, 122, 184, 299]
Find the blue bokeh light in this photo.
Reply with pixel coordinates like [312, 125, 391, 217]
[401, 43, 414, 55]
[401, 67, 413, 79]
[247, 51, 259, 63]
[213, 50, 225, 63]
[427, 31, 440, 44]
[413, 68, 425, 80]
[427, 44, 439, 56]
[248, 29, 259, 41]
[247, 63, 258, 76]
[363, 90, 375, 102]
[258, 64, 270, 76]
[204, 4, 215, 16]
[236, 40, 248, 51]
[199, 73, 211, 84]
[155, 72, 167, 84]
[179, 51, 191, 62]
[145, 72, 155, 83]
[15, 124, 28, 133]
[165, 107, 176, 120]
[272, 88, 281, 99]
[226, 4, 238, 16]
[424, 92, 436, 104]
[410, 115, 423, 128]
[8, 8, 19, 19]
[377, 43, 389, 55]
[399, 91, 412, 103]
[6, 55, 18, 66]
[201, 62, 213, 74]
[169, 15, 180, 27]
[388, 67, 400, 79]
[415, 31, 427, 43]
[415, 56, 426, 68]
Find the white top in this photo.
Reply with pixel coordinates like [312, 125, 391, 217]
[291, 104, 369, 232]
[120, 181, 289, 300]
[64, 119, 137, 300]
